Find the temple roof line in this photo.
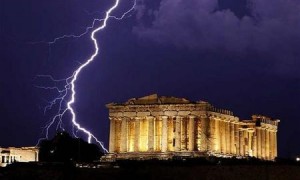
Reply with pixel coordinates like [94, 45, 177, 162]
[107, 94, 209, 106]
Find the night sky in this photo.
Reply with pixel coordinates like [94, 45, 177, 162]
[1, 0, 299, 158]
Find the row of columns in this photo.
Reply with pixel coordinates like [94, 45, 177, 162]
[256, 128, 277, 160]
[1, 156, 17, 164]
[108, 115, 278, 160]
[109, 116, 198, 153]
[210, 118, 238, 154]
[230, 127, 277, 160]
[208, 118, 277, 160]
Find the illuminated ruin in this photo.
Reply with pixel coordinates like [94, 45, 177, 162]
[0, 147, 39, 167]
[105, 94, 279, 161]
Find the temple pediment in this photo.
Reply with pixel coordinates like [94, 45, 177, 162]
[125, 94, 191, 105]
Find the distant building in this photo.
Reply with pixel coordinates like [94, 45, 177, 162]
[0, 147, 39, 167]
[105, 94, 279, 161]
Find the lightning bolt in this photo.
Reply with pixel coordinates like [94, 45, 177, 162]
[35, 0, 137, 153]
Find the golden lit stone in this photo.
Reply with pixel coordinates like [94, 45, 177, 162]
[106, 94, 279, 161]
[0, 147, 38, 167]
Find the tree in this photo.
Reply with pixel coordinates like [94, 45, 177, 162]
[39, 132, 103, 162]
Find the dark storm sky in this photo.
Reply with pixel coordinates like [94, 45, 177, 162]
[1, 0, 299, 157]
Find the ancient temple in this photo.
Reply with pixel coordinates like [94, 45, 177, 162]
[105, 94, 279, 161]
[0, 147, 39, 167]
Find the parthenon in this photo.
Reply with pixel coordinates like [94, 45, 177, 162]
[106, 94, 279, 161]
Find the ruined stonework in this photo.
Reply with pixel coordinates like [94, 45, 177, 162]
[105, 94, 279, 161]
[0, 147, 39, 167]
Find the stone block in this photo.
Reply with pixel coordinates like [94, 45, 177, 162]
[178, 111, 191, 116]
[164, 111, 178, 116]
[124, 112, 137, 117]
[151, 111, 164, 116]
[109, 112, 123, 117]
[137, 112, 151, 117]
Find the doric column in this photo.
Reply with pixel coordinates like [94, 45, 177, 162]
[209, 117, 215, 152]
[257, 128, 262, 159]
[181, 118, 188, 151]
[109, 118, 115, 153]
[239, 130, 244, 156]
[148, 116, 155, 152]
[253, 133, 257, 157]
[188, 116, 195, 151]
[270, 131, 273, 160]
[226, 121, 230, 154]
[200, 116, 208, 151]
[161, 116, 168, 152]
[274, 130, 277, 158]
[269, 130, 273, 160]
[36, 151, 39, 162]
[266, 129, 270, 160]
[248, 131, 253, 156]
[196, 117, 202, 151]
[134, 117, 141, 152]
[261, 128, 266, 159]
[219, 120, 223, 153]
[221, 120, 226, 153]
[230, 122, 235, 154]
[234, 124, 240, 155]
[175, 116, 182, 151]
[154, 118, 162, 151]
[244, 131, 248, 156]
[215, 119, 220, 153]
[128, 119, 135, 152]
[120, 117, 128, 152]
[167, 117, 174, 151]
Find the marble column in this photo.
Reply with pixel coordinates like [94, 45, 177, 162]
[109, 118, 115, 153]
[200, 116, 208, 151]
[134, 117, 140, 152]
[234, 124, 240, 155]
[257, 128, 262, 159]
[270, 131, 273, 160]
[181, 118, 187, 151]
[120, 117, 128, 152]
[148, 116, 155, 152]
[269, 130, 273, 160]
[209, 117, 215, 152]
[188, 116, 195, 151]
[274, 131, 277, 158]
[253, 133, 257, 157]
[261, 128, 266, 159]
[215, 119, 220, 153]
[167, 117, 174, 151]
[266, 129, 270, 160]
[36, 152, 39, 162]
[175, 116, 182, 151]
[239, 130, 244, 156]
[221, 121, 226, 153]
[226, 121, 230, 154]
[154, 118, 162, 151]
[196, 117, 202, 151]
[230, 122, 235, 154]
[128, 119, 135, 152]
[244, 131, 248, 156]
[248, 131, 253, 156]
[161, 116, 168, 152]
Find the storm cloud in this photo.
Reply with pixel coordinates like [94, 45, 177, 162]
[133, 0, 300, 57]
